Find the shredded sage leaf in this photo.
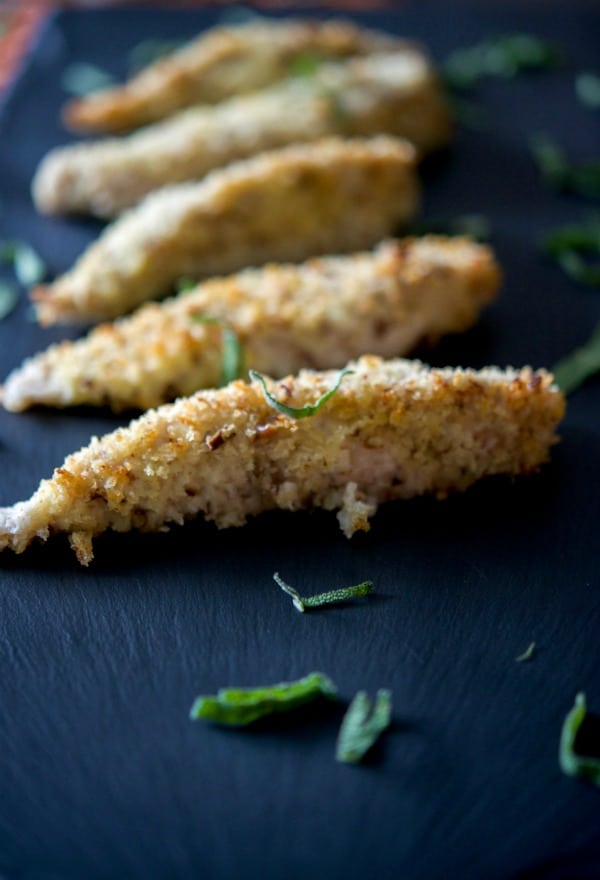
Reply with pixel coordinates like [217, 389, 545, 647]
[1, 239, 46, 287]
[530, 134, 600, 199]
[408, 213, 491, 241]
[12, 242, 46, 286]
[191, 314, 244, 385]
[128, 39, 184, 74]
[190, 672, 338, 726]
[446, 94, 490, 131]
[336, 689, 392, 763]
[559, 693, 600, 786]
[0, 280, 19, 321]
[61, 62, 117, 96]
[551, 323, 600, 394]
[176, 276, 197, 294]
[542, 217, 600, 287]
[289, 51, 324, 78]
[576, 73, 600, 110]
[250, 367, 353, 419]
[273, 572, 373, 613]
[515, 641, 536, 662]
[215, 5, 262, 26]
[443, 34, 561, 90]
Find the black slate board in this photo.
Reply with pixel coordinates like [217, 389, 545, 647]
[1, 4, 599, 879]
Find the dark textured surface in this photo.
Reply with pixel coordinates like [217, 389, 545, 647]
[1, 5, 599, 880]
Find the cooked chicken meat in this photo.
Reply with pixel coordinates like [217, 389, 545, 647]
[35, 52, 450, 217]
[3, 237, 499, 412]
[0, 355, 565, 566]
[62, 18, 410, 134]
[31, 137, 419, 325]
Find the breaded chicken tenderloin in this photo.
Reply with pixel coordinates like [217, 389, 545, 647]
[31, 137, 419, 326]
[0, 355, 564, 566]
[62, 18, 406, 134]
[3, 237, 499, 413]
[36, 53, 450, 217]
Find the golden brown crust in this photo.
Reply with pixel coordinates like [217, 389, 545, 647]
[35, 52, 451, 217]
[30, 137, 419, 326]
[0, 356, 565, 565]
[62, 19, 409, 134]
[3, 237, 499, 412]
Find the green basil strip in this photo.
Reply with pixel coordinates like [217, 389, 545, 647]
[542, 218, 600, 287]
[288, 51, 324, 78]
[274, 572, 373, 613]
[250, 368, 354, 419]
[0, 280, 19, 321]
[0, 240, 46, 287]
[191, 314, 244, 386]
[530, 134, 600, 199]
[336, 690, 392, 764]
[551, 323, 600, 394]
[443, 34, 561, 90]
[176, 277, 197, 294]
[61, 62, 117, 97]
[559, 693, 600, 785]
[190, 672, 338, 726]
[408, 213, 491, 241]
[576, 73, 600, 110]
[128, 39, 184, 74]
[515, 642, 536, 662]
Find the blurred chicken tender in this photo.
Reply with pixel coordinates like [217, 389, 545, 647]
[36, 53, 450, 217]
[31, 137, 419, 326]
[3, 237, 499, 413]
[0, 356, 564, 566]
[62, 18, 409, 134]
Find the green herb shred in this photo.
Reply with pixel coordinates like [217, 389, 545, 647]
[191, 314, 244, 385]
[559, 692, 600, 786]
[408, 213, 491, 241]
[0, 280, 19, 321]
[576, 72, 600, 110]
[273, 572, 373, 612]
[515, 641, 536, 662]
[551, 323, 600, 394]
[128, 39, 184, 74]
[0, 240, 46, 304]
[176, 276, 197, 294]
[12, 243, 46, 286]
[61, 62, 117, 97]
[530, 134, 600, 199]
[289, 51, 324, 78]
[250, 367, 353, 419]
[542, 216, 600, 287]
[190, 672, 338, 726]
[336, 689, 392, 764]
[443, 34, 561, 90]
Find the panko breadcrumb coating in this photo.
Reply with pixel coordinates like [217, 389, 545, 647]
[35, 52, 450, 217]
[0, 355, 565, 566]
[31, 137, 419, 326]
[62, 18, 408, 134]
[2, 237, 500, 413]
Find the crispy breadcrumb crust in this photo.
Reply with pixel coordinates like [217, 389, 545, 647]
[0, 355, 565, 565]
[31, 137, 419, 326]
[3, 237, 500, 412]
[62, 18, 408, 134]
[36, 53, 450, 217]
